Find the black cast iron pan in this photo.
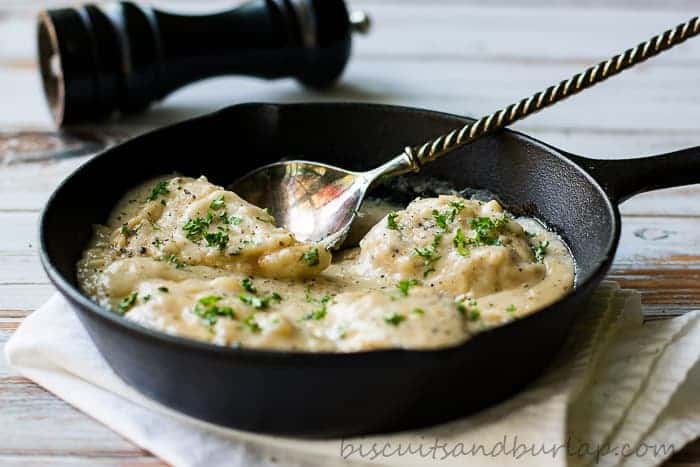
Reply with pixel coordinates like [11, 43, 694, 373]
[39, 103, 700, 437]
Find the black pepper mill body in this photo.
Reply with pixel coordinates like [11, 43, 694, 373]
[38, 0, 370, 126]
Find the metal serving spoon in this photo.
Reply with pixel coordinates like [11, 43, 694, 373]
[232, 17, 700, 249]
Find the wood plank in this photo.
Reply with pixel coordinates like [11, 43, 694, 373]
[0, 322, 155, 460]
[3, 4, 700, 134]
[0, 456, 164, 466]
[0, 377, 149, 457]
[5, 4, 700, 64]
[10, 55, 693, 134]
[0, 284, 56, 311]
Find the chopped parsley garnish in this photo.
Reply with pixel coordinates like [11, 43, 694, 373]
[303, 307, 327, 321]
[300, 248, 320, 267]
[456, 297, 480, 321]
[120, 224, 137, 237]
[432, 231, 443, 249]
[469, 215, 507, 246]
[203, 231, 229, 250]
[146, 181, 170, 201]
[241, 277, 256, 294]
[183, 212, 213, 242]
[506, 304, 517, 313]
[413, 247, 441, 277]
[118, 292, 138, 314]
[448, 200, 465, 221]
[143, 294, 152, 302]
[432, 209, 448, 231]
[414, 247, 434, 259]
[163, 254, 186, 269]
[384, 313, 406, 326]
[152, 238, 163, 248]
[193, 295, 235, 326]
[210, 195, 226, 210]
[218, 213, 242, 226]
[242, 314, 261, 333]
[397, 279, 420, 296]
[411, 308, 425, 315]
[239, 292, 281, 310]
[305, 285, 331, 305]
[387, 212, 399, 230]
[453, 228, 470, 257]
[158, 286, 169, 293]
[532, 240, 549, 263]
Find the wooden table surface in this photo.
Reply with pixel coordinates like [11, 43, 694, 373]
[1, 0, 700, 465]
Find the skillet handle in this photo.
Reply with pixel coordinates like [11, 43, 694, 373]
[570, 146, 700, 204]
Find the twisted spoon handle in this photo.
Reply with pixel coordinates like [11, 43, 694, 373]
[407, 17, 700, 166]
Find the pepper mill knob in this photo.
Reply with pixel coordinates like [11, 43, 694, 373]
[37, 0, 370, 127]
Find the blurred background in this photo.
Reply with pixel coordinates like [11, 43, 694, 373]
[1, 0, 699, 162]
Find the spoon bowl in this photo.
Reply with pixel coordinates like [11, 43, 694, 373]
[231, 160, 366, 247]
[231, 156, 415, 248]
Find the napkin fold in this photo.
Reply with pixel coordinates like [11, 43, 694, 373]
[5, 282, 700, 467]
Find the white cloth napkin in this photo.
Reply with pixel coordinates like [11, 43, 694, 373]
[5, 282, 700, 467]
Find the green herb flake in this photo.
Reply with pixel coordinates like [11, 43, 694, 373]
[210, 195, 226, 211]
[413, 247, 441, 277]
[411, 308, 425, 315]
[387, 212, 399, 230]
[218, 213, 241, 226]
[469, 215, 507, 247]
[302, 307, 327, 321]
[183, 212, 214, 242]
[204, 231, 229, 250]
[146, 181, 170, 201]
[506, 304, 517, 313]
[242, 314, 261, 333]
[532, 240, 550, 263]
[193, 295, 235, 326]
[384, 313, 406, 326]
[239, 292, 281, 310]
[143, 294, 152, 302]
[120, 224, 137, 237]
[241, 277, 256, 294]
[448, 200, 465, 222]
[455, 300, 467, 315]
[397, 279, 420, 297]
[300, 248, 320, 267]
[164, 254, 186, 269]
[158, 286, 169, 293]
[432, 209, 448, 231]
[453, 228, 470, 257]
[117, 292, 138, 314]
[456, 298, 480, 321]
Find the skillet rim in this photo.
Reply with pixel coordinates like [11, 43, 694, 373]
[38, 101, 620, 362]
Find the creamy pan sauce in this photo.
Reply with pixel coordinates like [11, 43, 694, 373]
[77, 176, 574, 352]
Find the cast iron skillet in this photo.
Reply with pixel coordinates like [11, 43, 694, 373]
[39, 103, 700, 438]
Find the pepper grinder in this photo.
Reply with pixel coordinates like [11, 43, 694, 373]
[37, 0, 371, 126]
